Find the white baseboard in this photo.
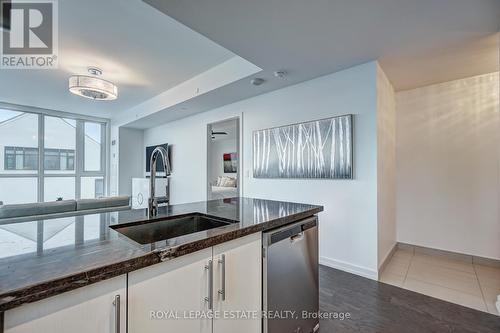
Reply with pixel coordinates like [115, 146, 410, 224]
[320, 256, 378, 281]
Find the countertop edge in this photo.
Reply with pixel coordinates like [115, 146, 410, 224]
[0, 206, 323, 312]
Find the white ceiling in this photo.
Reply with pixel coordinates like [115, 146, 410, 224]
[0, 0, 235, 118]
[145, 0, 500, 93]
[1, 0, 498, 127]
[123, 0, 500, 128]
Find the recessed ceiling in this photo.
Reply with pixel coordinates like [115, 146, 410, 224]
[0, 0, 236, 118]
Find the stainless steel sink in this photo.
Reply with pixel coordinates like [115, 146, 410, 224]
[111, 214, 231, 244]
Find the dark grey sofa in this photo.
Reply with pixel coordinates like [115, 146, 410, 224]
[0, 196, 130, 223]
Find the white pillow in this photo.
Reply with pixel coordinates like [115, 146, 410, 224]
[215, 176, 237, 187]
[220, 176, 229, 186]
[225, 177, 237, 187]
[215, 176, 226, 186]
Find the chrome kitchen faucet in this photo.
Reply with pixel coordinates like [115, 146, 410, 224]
[148, 146, 171, 218]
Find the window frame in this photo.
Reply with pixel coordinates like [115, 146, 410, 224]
[0, 102, 109, 202]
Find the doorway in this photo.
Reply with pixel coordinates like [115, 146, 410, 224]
[207, 118, 240, 200]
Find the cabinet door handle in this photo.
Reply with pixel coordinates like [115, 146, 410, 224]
[204, 260, 213, 310]
[218, 254, 226, 301]
[113, 295, 120, 333]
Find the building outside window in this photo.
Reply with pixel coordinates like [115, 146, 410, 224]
[0, 109, 107, 204]
[4, 147, 77, 171]
[4, 147, 38, 170]
[43, 149, 75, 171]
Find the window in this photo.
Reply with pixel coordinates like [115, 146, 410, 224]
[81, 177, 104, 199]
[0, 178, 38, 204]
[84, 122, 102, 171]
[0, 109, 107, 205]
[44, 116, 76, 175]
[44, 177, 76, 201]
[95, 178, 104, 197]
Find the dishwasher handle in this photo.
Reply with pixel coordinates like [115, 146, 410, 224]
[290, 232, 304, 242]
[265, 216, 317, 246]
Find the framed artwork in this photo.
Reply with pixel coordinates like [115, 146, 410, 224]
[253, 115, 353, 179]
[223, 152, 237, 173]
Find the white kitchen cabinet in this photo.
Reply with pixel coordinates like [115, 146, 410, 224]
[4, 275, 126, 333]
[127, 233, 262, 333]
[127, 247, 213, 333]
[212, 232, 262, 333]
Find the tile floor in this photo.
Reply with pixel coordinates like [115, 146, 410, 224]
[379, 246, 500, 316]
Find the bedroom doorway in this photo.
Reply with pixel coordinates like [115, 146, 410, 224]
[207, 117, 240, 200]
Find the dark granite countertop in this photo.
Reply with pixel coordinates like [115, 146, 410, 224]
[0, 197, 322, 311]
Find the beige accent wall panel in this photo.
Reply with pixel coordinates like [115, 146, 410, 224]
[377, 64, 397, 270]
[396, 72, 500, 259]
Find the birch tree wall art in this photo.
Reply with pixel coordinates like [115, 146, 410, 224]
[253, 115, 353, 179]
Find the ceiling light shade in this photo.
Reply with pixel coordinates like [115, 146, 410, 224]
[69, 68, 118, 101]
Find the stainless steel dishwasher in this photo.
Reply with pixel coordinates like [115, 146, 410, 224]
[263, 216, 319, 333]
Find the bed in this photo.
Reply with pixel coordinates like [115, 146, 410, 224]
[210, 186, 238, 199]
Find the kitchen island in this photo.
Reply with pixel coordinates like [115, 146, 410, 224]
[0, 197, 322, 333]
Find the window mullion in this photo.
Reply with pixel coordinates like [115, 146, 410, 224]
[75, 120, 84, 200]
[100, 123, 105, 174]
[38, 115, 44, 202]
[101, 123, 108, 196]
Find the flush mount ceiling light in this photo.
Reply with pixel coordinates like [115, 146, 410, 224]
[69, 67, 118, 101]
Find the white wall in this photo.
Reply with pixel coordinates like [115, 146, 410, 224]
[109, 125, 119, 196]
[118, 127, 144, 196]
[396, 72, 500, 260]
[208, 138, 237, 184]
[144, 62, 380, 278]
[376, 64, 397, 269]
[144, 111, 242, 205]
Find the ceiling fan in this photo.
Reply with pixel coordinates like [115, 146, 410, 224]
[211, 130, 228, 139]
